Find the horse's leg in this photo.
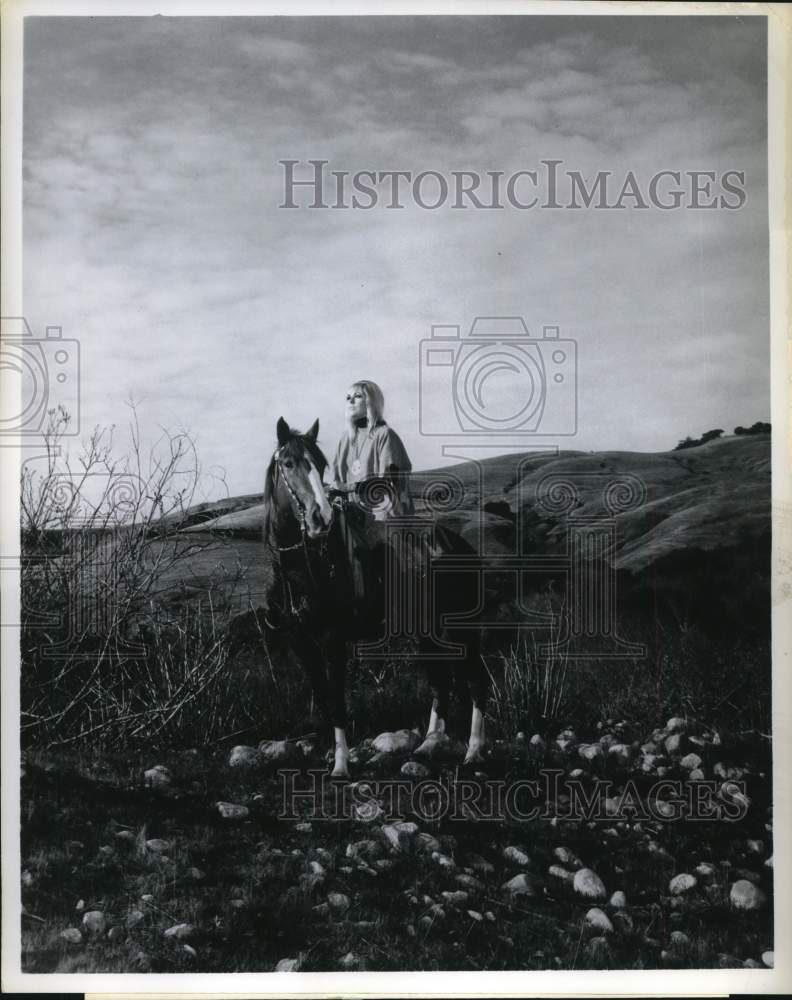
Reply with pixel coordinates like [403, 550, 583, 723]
[326, 630, 350, 779]
[414, 653, 451, 757]
[462, 633, 488, 765]
[288, 630, 347, 776]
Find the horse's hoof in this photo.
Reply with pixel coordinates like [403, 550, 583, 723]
[414, 732, 450, 759]
[463, 745, 486, 766]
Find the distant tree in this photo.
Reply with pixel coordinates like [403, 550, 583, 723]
[674, 436, 698, 451]
[734, 422, 770, 436]
[700, 428, 724, 444]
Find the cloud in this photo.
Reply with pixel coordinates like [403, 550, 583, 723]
[22, 15, 769, 492]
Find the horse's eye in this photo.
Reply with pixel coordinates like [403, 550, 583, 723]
[283, 460, 294, 470]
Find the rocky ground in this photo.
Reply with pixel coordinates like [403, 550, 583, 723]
[21, 714, 773, 973]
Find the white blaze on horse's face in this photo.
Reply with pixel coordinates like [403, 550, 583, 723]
[306, 462, 333, 536]
[279, 444, 332, 538]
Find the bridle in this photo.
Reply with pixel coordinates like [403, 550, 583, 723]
[271, 444, 335, 552]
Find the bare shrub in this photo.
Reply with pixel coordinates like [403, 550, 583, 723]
[20, 405, 254, 750]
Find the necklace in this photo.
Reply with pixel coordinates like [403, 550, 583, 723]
[350, 427, 366, 478]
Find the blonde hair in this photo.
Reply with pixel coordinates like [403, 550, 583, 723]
[346, 380, 385, 441]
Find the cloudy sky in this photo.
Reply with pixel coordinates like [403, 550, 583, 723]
[23, 15, 768, 497]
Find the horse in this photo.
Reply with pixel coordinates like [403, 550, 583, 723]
[260, 416, 488, 779]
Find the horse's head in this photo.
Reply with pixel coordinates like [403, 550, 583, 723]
[265, 417, 333, 541]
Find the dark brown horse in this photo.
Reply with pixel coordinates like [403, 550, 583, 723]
[261, 416, 487, 778]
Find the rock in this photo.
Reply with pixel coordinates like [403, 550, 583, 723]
[441, 890, 470, 907]
[275, 957, 302, 972]
[503, 845, 530, 867]
[431, 851, 456, 870]
[372, 729, 420, 754]
[502, 873, 537, 897]
[455, 873, 485, 892]
[573, 868, 607, 900]
[228, 745, 261, 768]
[762, 950, 774, 968]
[107, 925, 125, 942]
[140, 894, 154, 902]
[669, 873, 697, 895]
[82, 911, 106, 935]
[466, 853, 495, 875]
[126, 909, 145, 929]
[381, 821, 419, 853]
[346, 839, 382, 862]
[115, 829, 135, 843]
[585, 907, 613, 934]
[60, 928, 82, 944]
[308, 861, 326, 876]
[714, 762, 746, 781]
[670, 930, 689, 949]
[216, 801, 249, 820]
[145, 838, 170, 853]
[695, 862, 717, 881]
[75, 899, 85, 911]
[295, 822, 312, 834]
[548, 865, 574, 883]
[401, 761, 430, 780]
[467, 909, 484, 921]
[164, 923, 195, 940]
[144, 765, 172, 788]
[730, 879, 767, 910]
[609, 890, 627, 908]
[680, 753, 702, 770]
[608, 743, 632, 766]
[416, 832, 441, 854]
[258, 740, 300, 766]
[746, 838, 764, 855]
[666, 717, 687, 733]
[578, 744, 605, 764]
[339, 951, 362, 970]
[664, 733, 687, 755]
[765, 855, 773, 869]
[529, 734, 546, 752]
[328, 892, 350, 914]
[689, 768, 705, 781]
[554, 846, 582, 867]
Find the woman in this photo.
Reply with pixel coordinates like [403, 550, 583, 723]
[331, 380, 414, 519]
[330, 380, 413, 628]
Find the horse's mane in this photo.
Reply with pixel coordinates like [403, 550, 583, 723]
[262, 429, 329, 546]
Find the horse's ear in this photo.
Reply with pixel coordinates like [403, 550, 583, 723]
[276, 417, 291, 446]
[306, 418, 319, 443]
